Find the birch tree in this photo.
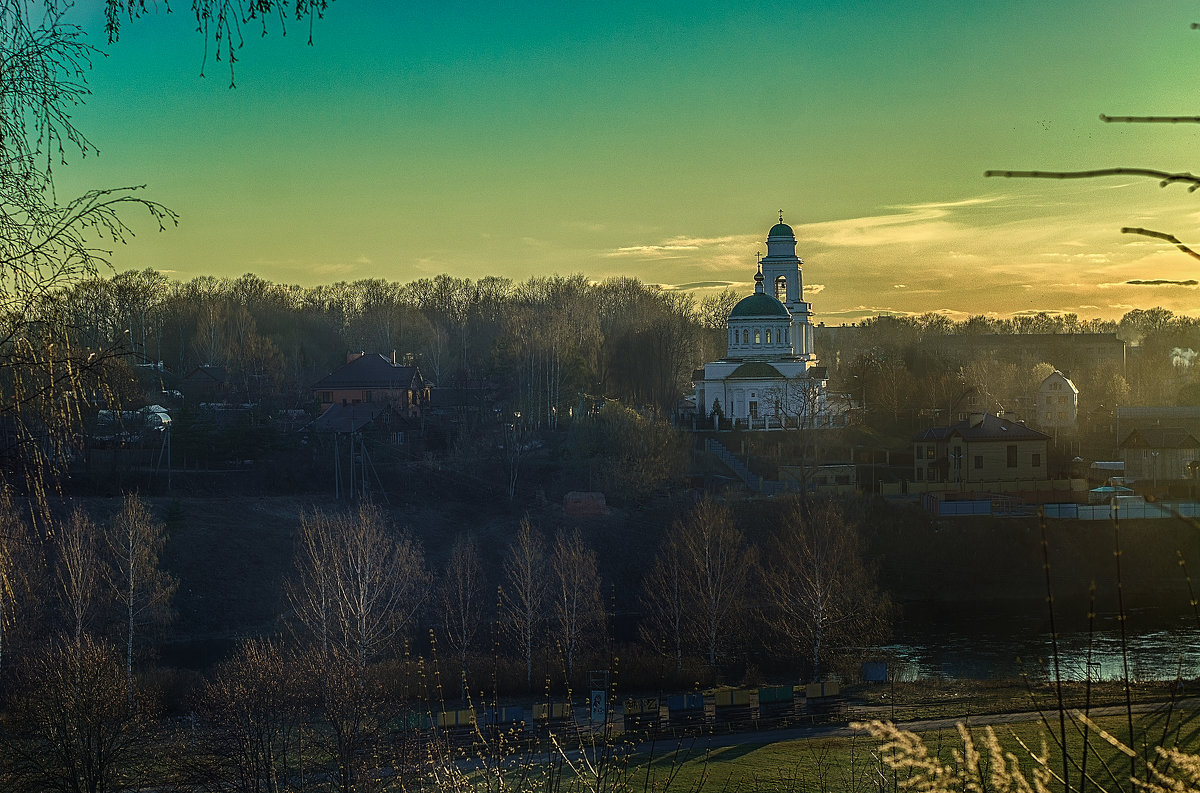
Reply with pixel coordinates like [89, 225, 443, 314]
[501, 519, 546, 691]
[638, 533, 688, 674]
[675, 497, 755, 672]
[760, 497, 892, 680]
[55, 507, 104, 647]
[105, 494, 176, 703]
[548, 528, 605, 681]
[436, 533, 486, 694]
[287, 504, 428, 793]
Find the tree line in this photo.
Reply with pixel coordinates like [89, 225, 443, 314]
[0, 490, 889, 790]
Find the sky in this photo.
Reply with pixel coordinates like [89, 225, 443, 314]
[53, 0, 1200, 323]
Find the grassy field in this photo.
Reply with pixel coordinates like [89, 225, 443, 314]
[625, 709, 1200, 793]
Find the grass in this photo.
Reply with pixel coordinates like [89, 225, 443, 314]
[622, 710, 1200, 793]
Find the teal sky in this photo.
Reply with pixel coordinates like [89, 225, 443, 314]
[56, 1, 1200, 321]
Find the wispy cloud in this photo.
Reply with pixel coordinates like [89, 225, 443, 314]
[1127, 279, 1200, 286]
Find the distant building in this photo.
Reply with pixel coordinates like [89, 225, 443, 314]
[311, 352, 432, 417]
[1118, 427, 1200, 485]
[912, 413, 1050, 486]
[180, 365, 229, 403]
[693, 217, 838, 429]
[1117, 406, 1200, 441]
[1035, 370, 1078, 434]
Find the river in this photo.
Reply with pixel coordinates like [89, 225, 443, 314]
[885, 603, 1200, 681]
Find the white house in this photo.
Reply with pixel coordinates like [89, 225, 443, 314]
[1035, 370, 1078, 434]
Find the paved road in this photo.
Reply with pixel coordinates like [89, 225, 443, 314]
[638, 696, 1200, 753]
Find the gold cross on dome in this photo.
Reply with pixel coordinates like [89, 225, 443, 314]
[778, 209, 784, 223]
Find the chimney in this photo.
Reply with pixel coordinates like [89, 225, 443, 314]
[347, 351, 364, 364]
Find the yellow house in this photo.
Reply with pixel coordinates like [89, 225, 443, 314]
[912, 413, 1050, 486]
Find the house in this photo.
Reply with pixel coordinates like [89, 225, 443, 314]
[180, 365, 229, 403]
[1034, 370, 1078, 434]
[1118, 427, 1200, 485]
[912, 413, 1050, 486]
[311, 352, 432, 417]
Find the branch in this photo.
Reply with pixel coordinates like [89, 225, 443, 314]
[1120, 227, 1200, 261]
[1100, 114, 1200, 124]
[984, 168, 1200, 192]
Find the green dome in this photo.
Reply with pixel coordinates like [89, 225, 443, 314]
[729, 292, 791, 319]
[729, 362, 784, 378]
[768, 222, 795, 238]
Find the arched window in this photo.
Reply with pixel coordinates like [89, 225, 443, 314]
[775, 275, 787, 302]
[743, 329, 749, 344]
[754, 330, 761, 344]
[765, 329, 772, 344]
[785, 326, 790, 344]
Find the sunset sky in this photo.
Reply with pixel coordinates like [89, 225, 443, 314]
[57, 1, 1200, 322]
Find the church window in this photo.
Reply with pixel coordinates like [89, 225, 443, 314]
[754, 330, 761, 344]
[775, 275, 787, 302]
[765, 329, 772, 344]
[743, 329, 749, 344]
[785, 327, 789, 344]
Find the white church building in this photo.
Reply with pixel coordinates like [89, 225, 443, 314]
[695, 216, 841, 430]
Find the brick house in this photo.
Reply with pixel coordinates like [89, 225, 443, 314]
[311, 352, 432, 416]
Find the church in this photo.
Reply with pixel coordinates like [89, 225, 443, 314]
[694, 216, 838, 430]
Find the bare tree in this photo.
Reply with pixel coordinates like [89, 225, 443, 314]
[287, 504, 428, 793]
[548, 528, 605, 681]
[639, 533, 688, 675]
[436, 532, 486, 696]
[289, 504, 428, 673]
[54, 507, 104, 647]
[0, 487, 34, 680]
[500, 518, 547, 691]
[0, 635, 155, 793]
[760, 497, 892, 681]
[104, 494, 176, 703]
[192, 638, 303, 793]
[675, 497, 755, 672]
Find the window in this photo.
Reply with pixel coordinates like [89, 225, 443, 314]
[926, 445, 935, 460]
[743, 329, 749, 344]
[974, 455, 983, 469]
[1032, 453, 1041, 468]
[320, 391, 333, 403]
[1007, 445, 1018, 468]
[775, 275, 787, 302]
[953, 446, 962, 470]
[784, 327, 790, 344]
[363, 390, 373, 403]
[754, 330, 761, 344]
[916, 467, 924, 481]
[765, 329, 772, 344]
[1051, 382, 1061, 391]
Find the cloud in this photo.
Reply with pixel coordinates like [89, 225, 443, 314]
[604, 234, 754, 260]
[607, 244, 700, 258]
[806, 283, 826, 294]
[670, 281, 736, 290]
[1126, 279, 1200, 286]
[311, 262, 359, 275]
[893, 284, 908, 289]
